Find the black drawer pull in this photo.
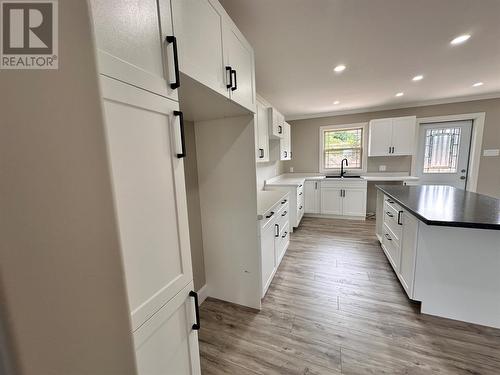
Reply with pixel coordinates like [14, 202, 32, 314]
[275, 224, 280, 237]
[281, 199, 287, 204]
[386, 198, 395, 204]
[258, 148, 264, 158]
[384, 233, 392, 241]
[226, 66, 233, 89]
[231, 69, 237, 91]
[265, 211, 274, 219]
[397, 210, 403, 225]
[189, 291, 200, 330]
[281, 211, 287, 217]
[281, 231, 288, 238]
[385, 211, 394, 218]
[298, 192, 303, 196]
[278, 125, 282, 134]
[174, 110, 186, 158]
[166, 36, 180, 89]
[299, 205, 303, 210]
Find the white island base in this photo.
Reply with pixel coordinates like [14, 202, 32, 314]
[413, 223, 500, 328]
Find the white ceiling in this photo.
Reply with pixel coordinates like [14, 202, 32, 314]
[219, 0, 500, 119]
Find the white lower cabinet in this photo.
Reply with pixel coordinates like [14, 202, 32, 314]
[259, 195, 290, 297]
[380, 195, 419, 299]
[320, 180, 367, 217]
[304, 181, 321, 214]
[101, 76, 199, 373]
[134, 282, 201, 375]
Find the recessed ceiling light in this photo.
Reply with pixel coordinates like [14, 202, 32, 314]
[334, 64, 346, 73]
[472, 82, 484, 87]
[333, 100, 340, 105]
[412, 75, 424, 81]
[450, 34, 471, 45]
[395, 92, 404, 97]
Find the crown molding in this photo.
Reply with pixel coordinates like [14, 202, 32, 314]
[285, 92, 500, 121]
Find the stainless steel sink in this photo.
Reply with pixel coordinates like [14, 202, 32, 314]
[325, 175, 362, 179]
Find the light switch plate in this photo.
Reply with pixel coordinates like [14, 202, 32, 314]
[290, 167, 294, 173]
[379, 165, 387, 172]
[483, 149, 500, 157]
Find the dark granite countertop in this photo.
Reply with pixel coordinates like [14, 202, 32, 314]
[376, 185, 500, 230]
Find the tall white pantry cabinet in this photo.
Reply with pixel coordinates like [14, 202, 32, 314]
[90, 0, 201, 374]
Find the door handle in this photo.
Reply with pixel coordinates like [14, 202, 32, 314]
[231, 69, 237, 91]
[166, 36, 180, 89]
[278, 125, 282, 134]
[258, 148, 264, 158]
[275, 224, 280, 237]
[174, 110, 186, 158]
[397, 210, 403, 225]
[226, 66, 233, 89]
[284, 151, 287, 158]
[189, 291, 201, 330]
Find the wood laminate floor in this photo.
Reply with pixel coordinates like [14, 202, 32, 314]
[198, 217, 500, 375]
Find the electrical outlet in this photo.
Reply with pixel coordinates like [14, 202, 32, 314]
[379, 165, 387, 172]
[290, 167, 294, 173]
[483, 149, 500, 157]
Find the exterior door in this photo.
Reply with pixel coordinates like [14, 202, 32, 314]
[415, 121, 472, 189]
[101, 76, 193, 331]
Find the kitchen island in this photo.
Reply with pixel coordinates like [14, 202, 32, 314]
[376, 185, 500, 328]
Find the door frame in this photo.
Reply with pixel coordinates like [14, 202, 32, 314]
[410, 112, 485, 192]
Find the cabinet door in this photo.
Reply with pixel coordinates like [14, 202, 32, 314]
[171, 0, 227, 97]
[399, 211, 418, 298]
[304, 181, 320, 214]
[101, 77, 193, 330]
[224, 23, 256, 112]
[368, 119, 393, 156]
[342, 188, 367, 216]
[256, 101, 269, 162]
[261, 220, 277, 297]
[269, 108, 285, 139]
[320, 187, 343, 215]
[280, 122, 291, 160]
[90, 0, 174, 100]
[391, 116, 416, 155]
[134, 282, 201, 375]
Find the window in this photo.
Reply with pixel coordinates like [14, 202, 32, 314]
[423, 127, 461, 173]
[320, 124, 366, 172]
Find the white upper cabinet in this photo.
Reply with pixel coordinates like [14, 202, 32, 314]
[280, 122, 292, 160]
[255, 100, 270, 162]
[101, 77, 193, 331]
[368, 116, 416, 156]
[223, 21, 256, 112]
[170, 0, 227, 97]
[391, 116, 417, 156]
[268, 108, 285, 139]
[90, 0, 176, 100]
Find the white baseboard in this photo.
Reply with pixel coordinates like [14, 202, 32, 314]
[197, 284, 208, 305]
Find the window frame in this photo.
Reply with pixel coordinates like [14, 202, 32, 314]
[319, 123, 368, 174]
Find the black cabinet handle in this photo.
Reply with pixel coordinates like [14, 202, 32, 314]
[265, 211, 274, 219]
[166, 36, 180, 90]
[299, 205, 303, 210]
[174, 110, 186, 158]
[284, 151, 287, 158]
[275, 224, 280, 237]
[299, 184, 303, 188]
[397, 210, 403, 225]
[299, 192, 303, 196]
[385, 211, 394, 218]
[281, 231, 288, 238]
[231, 69, 237, 91]
[258, 148, 264, 158]
[278, 125, 282, 134]
[226, 66, 233, 89]
[189, 291, 200, 330]
[281, 211, 287, 216]
[384, 233, 392, 241]
[392, 147, 395, 153]
[386, 198, 395, 204]
[281, 199, 287, 204]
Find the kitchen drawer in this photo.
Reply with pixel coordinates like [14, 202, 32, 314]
[384, 195, 401, 212]
[277, 203, 289, 231]
[297, 202, 304, 222]
[382, 223, 401, 272]
[383, 200, 402, 240]
[260, 202, 281, 228]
